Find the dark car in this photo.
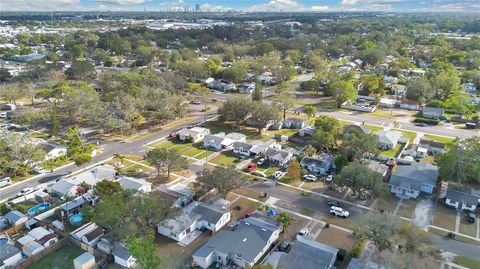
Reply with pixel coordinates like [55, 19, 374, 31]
[467, 213, 476, 223]
[278, 241, 292, 252]
[415, 123, 427, 127]
[327, 200, 341, 207]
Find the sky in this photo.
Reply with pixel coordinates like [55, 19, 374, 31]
[1, 0, 480, 12]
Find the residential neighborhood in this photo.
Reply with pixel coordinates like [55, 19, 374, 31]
[1, 6, 480, 269]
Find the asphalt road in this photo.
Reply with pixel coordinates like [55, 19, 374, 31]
[427, 233, 480, 261]
[0, 114, 217, 201]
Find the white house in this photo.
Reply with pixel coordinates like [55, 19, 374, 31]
[264, 148, 295, 166]
[389, 163, 439, 199]
[445, 189, 480, 212]
[376, 130, 403, 150]
[233, 139, 279, 158]
[113, 243, 136, 268]
[203, 133, 226, 151]
[43, 144, 67, 161]
[81, 227, 104, 247]
[300, 156, 333, 175]
[379, 98, 396, 108]
[17, 227, 58, 248]
[422, 107, 445, 119]
[192, 214, 282, 269]
[158, 202, 230, 244]
[177, 127, 210, 143]
[117, 176, 152, 193]
[221, 133, 247, 148]
[400, 100, 420, 110]
[0, 244, 23, 269]
[391, 84, 407, 99]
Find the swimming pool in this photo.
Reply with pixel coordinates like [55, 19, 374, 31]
[27, 203, 50, 216]
[0, 236, 7, 247]
[69, 212, 84, 225]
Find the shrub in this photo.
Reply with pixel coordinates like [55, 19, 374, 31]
[324, 222, 330, 228]
[414, 117, 439, 125]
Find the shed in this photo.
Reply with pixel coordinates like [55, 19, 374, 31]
[74, 252, 96, 269]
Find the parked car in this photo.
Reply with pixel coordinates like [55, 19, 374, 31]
[228, 221, 239, 230]
[168, 132, 177, 138]
[297, 228, 309, 236]
[245, 210, 255, 218]
[327, 200, 341, 207]
[16, 187, 37, 197]
[272, 171, 283, 180]
[325, 175, 333, 182]
[251, 171, 267, 178]
[467, 213, 476, 223]
[303, 174, 317, 181]
[329, 206, 350, 218]
[256, 158, 265, 165]
[212, 98, 220, 102]
[278, 241, 292, 252]
[415, 123, 427, 127]
[245, 163, 257, 172]
[32, 166, 45, 174]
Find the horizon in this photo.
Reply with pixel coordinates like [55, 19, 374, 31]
[1, 0, 480, 13]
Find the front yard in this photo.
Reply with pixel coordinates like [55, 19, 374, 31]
[210, 151, 239, 167]
[392, 129, 417, 143]
[423, 134, 455, 145]
[316, 227, 355, 251]
[432, 204, 456, 231]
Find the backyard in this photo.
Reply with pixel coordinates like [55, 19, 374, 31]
[26, 244, 84, 269]
[381, 143, 403, 158]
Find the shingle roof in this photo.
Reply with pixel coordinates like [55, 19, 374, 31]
[113, 243, 131, 260]
[418, 139, 446, 149]
[389, 163, 438, 191]
[84, 227, 104, 242]
[343, 124, 371, 134]
[233, 141, 253, 151]
[192, 215, 281, 263]
[445, 189, 480, 206]
[423, 107, 445, 115]
[5, 210, 27, 223]
[277, 237, 338, 269]
[191, 203, 229, 225]
[0, 243, 21, 262]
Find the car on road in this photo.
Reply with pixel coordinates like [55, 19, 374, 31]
[326, 200, 342, 207]
[32, 166, 45, 174]
[190, 101, 201, 105]
[329, 206, 350, 218]
[272, 171, 283, 180]
[415, 123, 427, 127]
[297, 228, 309, 236]
[256, 158, 265, 165]
[16, 187, 37, 197]
[303, 174, 317, 181]
[212, 98, 220, 102]
[325, 174, 333, 182]
[251, 171, 267, 178]
[245, 163, 257, 172]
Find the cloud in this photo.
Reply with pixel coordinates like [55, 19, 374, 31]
[92, 0, 149, 5]
[419, 1, 480, 12]
[1, 0, 83, 11]
[246, 0, 328, 12]
[339, 0, 407, 11]
[200, 3, 233, 11]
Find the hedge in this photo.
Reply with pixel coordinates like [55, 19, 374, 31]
[414, 117, 439, 125]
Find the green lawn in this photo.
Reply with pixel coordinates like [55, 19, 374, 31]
[201, 120, 263, 140]
[182, 147, 204, 157]
[381, 144, 402, 157]
[338, 120, 354, 127]
[210, 151, 239, 167]
[392, 129, 417, 143]
[422, 134, 455, 144]
[26, 244, 84, 269]
[367, 109, 394, 119]
[267, 128, 298, 137]
[363, 124, 384, 132]
[453, 256, 480, 269]
[195, 150, 216, 159]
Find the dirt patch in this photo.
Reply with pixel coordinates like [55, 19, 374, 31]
[155, 231, 210, 269]
[228, 197, 258, 221]
[433, 204, 456, 231]
[280, 217, 309, 241]
[316, 228, 355, 251]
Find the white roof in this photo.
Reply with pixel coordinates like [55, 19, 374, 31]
[118, 177, 151, 191]
[29, 227, 51, 240]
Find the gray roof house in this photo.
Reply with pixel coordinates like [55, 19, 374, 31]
[343, 124, 371, 135]
[282, 118, 306, 129]
[300, 156, 333, 175]
[0, 243, 23, 268]
[445, 189, 480, 212]
[5, 210, 28, 226]
[376, 130, 403, 150]
[389, 163, 439, 199]
[113, 243, 136, 268]
[192, 215, 282, 269]
[264, 148, 295, 166]
[265, 236, 338, 269]
[422, 107, 445, 119]
[158, 202, 230, 245]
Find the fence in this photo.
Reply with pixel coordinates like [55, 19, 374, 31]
[3, 223, 24, 237]
[69, 237, 112, 263]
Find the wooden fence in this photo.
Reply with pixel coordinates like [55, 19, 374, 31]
[3, 223, 24, 237]
[15, 237, 68, 269]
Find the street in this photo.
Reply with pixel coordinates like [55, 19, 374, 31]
[0, 114, 217, 201]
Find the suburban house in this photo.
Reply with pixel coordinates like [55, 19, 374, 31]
[418, 139, 447, 155]
[117, 176, 152, 193]
[400, 100, 420, 110]
[233, 139, 279, 158]
[43, 144, 68, 161]
[5, 210, 28, 226]
[81, 227, 104, 247]
[17, 227, 58, 250]
[0, 243, 23, 269]
[445, 189, 480, 212]
[376, 130, 403, 150]
[282, 118, 306, 129]
[365, 160, 389, 178]
[113, 243, 136, 268]
[264, 148, 296, 166]
[422, 107, 445, 119]
[177, 127, 210, 143]
[299, 126, 316, 137]
[207, 80, 236, 92]
[343, 124, 370, 135]
[156, 187, 194, 208]
[379, 98, 396, 108]
[264, 236, 338, 269]
[157, 202, 230, 244]
[389, 163, 439, 199]
[391, 84, 407, 98]
[50, 165, 117, 197]
[192, 214, 282, 269]
[204, 132, 247, 151]
[402, 144, 428, 159]
[300, 156, 333, 175]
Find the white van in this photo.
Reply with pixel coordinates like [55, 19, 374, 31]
[0, 177, 12, 188]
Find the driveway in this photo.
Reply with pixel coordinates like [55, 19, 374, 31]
[412, 199, 435, 229]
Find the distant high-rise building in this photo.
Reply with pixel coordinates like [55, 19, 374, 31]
[195, 4, 200, 12]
